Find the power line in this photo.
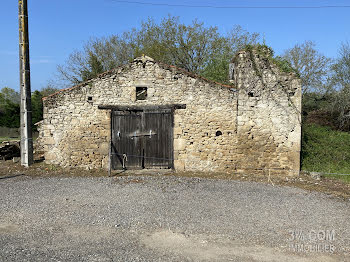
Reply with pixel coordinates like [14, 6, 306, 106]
[110, 0, 350, 9]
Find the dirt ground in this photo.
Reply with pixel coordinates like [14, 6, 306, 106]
[1, 161, 350, 261]
[1, 160, 350, 200]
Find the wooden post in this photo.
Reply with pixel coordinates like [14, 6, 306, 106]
[108, 140, 112, 177]
[108, 110, 112, 177]
[18, 0, 33, 167]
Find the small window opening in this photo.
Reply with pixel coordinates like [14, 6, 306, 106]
[136, 87, 147, 100]
[87, 96, 93, 102]
[216, 131, 222, 137]
[248, 92, 254, 97]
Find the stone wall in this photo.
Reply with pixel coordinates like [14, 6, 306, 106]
[232, 49, 302, 175]
[41, 51, 301, 175]
[42, 56, 237, 171]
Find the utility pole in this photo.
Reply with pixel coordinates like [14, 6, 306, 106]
[18, 0, 33, 167]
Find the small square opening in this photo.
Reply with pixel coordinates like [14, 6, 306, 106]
[136, 87, 147, 100]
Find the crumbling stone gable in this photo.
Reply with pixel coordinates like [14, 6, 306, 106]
[40, 51, 301, 176]
[231, 48, 301, 175]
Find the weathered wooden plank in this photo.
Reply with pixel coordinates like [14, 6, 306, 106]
[98, 104, 186, 111]
[111, 110, 142, 169]
[111, 109, 173, 170]
[143, 111, 173, 169]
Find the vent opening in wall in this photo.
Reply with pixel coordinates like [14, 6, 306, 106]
[136, 87, 147, 100]
[216, 131, 222, 136]
[248, 92, 254, 97]
[87, 96, 93, 102]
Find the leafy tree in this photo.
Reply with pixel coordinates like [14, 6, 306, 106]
[0, 87, 20, 128]
[283, 41, 332, 93]
[327, 42, 350, 130]
[0, 102, 20, 128]
[0, 92, 6, 117]
[0, 86, 59, 129]
[56, 16, 261, 86]
[31, 86, 59, 129]
[40, 84, 59, 97]
[0, 87, 20, 104]
[31, 90, 43, 127]
[201, 26, 261, 83]
[81, 52, 104, 81]
[331, 42, 350, 90]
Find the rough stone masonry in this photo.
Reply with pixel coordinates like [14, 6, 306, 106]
[38, 48, 301, 176]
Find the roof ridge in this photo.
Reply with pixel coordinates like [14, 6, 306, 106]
[42, 59, 236, 101]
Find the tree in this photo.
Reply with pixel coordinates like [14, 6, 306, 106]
[283, 41, 332, 93]
[0, 92, 5, 115]
[31, 85, 60, 129]
[139, 17, 223, 73]
[0, 87, 20, 128]
[81, 52, 104, 81]
[331, 42, 350, 90]
[55, 16, 261, 86]
[201, 26, 261, 83]
[40, 84, 59, 97]
[31, 90, 43, 127]
[0, 87, 20, 104]
[328, 42, 350, 130]
[0, 86, 59, 129]
[0, 102, 20, 128]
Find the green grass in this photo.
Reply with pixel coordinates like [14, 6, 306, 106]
[302, 124, 350, 182]
[0, 137, 20, 143]
[323, 174, 350, 183]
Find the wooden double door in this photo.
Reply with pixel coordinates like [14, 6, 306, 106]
[111, 109, 173, 169]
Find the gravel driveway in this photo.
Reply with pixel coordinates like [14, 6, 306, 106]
[0, 174, 349, 261]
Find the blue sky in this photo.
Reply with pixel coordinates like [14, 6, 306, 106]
[0, 0, 349, 91]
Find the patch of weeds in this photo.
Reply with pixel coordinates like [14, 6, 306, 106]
[0, 137, 20, 143]
[243, 44, 299, 75]
[47, 164, 58, 171]
[323, 174, 350, 184]
[302, 124, 350, 176]
[270, 56, 299, 75]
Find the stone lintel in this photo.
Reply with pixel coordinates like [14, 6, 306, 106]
[98, 104, 186, 111]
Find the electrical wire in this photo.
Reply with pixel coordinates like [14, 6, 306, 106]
[110, 0, 350, 9]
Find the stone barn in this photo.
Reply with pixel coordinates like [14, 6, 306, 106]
[39, 48, 301, 176]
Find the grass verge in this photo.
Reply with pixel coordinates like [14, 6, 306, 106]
[0, 137, 20, 143]
[323, 174, 350, 184]
[302, 124, 350, 179]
